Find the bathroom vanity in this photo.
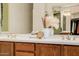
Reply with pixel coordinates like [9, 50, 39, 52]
[0, 34, 79, 56]
[1, 3, 79, 56]
[0, 41, 79, 56]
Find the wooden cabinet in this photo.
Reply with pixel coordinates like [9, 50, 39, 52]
[0, 42, 14, 56]
[0, 41, 79, 56]
[63, 45, 79, 56]
[36, 44, 61, 56]
[15, 43, 35, 56]
[16, 51, 34, 56]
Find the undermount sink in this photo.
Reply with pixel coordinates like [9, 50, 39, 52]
[0, 33, 37, 40]
[15, 34, 37, 40]
[0, 33, 16, 40]
[0, 34, 9, 39]
[62, 35, 79, 41]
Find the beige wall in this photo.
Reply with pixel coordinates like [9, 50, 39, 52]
[33, 3, 54, 32]
[8, 3, 33, 34]
[33, 3, 45, 32]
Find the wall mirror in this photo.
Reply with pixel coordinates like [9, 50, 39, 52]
[34, 3, 79, 34]
[1, 3, 79, 35]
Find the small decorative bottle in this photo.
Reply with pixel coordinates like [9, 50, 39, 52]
[42, 11, 50, 28]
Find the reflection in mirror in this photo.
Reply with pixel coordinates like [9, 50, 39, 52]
[52, 7, 62, 34]
[60, 4, 79, 35]
[40, 4, 79, 35]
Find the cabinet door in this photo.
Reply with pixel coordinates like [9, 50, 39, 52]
[36, 44, 61, 56]
[0, 42, 14, 56]
[63, 45, 79, 56]
[15, 43, 35, 56]
[15, 43, 34, 52]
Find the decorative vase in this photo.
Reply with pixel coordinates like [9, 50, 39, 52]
[43, 28, 54, 39]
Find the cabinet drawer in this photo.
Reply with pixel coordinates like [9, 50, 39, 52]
[15, 43, 34, 52]
[15, 52, 34, 56]
[0, 42, 14, 56]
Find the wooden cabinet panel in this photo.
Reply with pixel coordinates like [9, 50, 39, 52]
[1, 41, 79, 56]
[63, 45, 79, 56]
[36, 44, 61, 56]
[15, 43, 34, 52]
[16, 52, 34, 56]
[15, 43, 35, 56]
[77, 22, 79, 34]
[0, 42, 14, 56]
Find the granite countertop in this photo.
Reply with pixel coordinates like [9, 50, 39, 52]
[0, 33, 79, 45]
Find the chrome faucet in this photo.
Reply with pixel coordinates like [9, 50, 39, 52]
[67, 35, 70, 40]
